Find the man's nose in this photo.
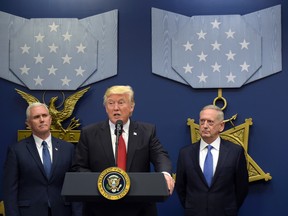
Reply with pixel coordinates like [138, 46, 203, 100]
[113, 103, 120, 110]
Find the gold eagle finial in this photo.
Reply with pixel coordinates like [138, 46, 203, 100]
[15, 86, 90, 132]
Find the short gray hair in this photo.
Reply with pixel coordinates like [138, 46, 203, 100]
[200, 104, 224, 121]
[26, 102, 49, 120]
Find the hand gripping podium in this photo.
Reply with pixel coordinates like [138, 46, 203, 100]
[61, 172, 169, 203]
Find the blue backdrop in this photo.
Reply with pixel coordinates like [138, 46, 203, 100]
[0, 0, 286, 215]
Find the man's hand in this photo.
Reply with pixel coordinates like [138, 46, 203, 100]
[163, 173, 175, 195]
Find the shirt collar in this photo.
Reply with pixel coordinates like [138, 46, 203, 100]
[200, 136, 221, 151]
[33, 134, 52, 148]
[109, 119, 130, 135]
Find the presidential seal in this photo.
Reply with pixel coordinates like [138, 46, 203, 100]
[97, 167, 130, 200]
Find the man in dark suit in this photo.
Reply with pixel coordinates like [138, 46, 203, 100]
[3, 102, 81, 216]
[72, 85, 174, 216]
[176, 105, 249, 216]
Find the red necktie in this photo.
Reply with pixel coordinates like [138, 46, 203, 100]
[117, 135, 126, 171]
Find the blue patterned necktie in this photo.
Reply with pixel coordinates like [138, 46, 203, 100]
[42, 141, 52, 177]
[203, 145, 213, 187]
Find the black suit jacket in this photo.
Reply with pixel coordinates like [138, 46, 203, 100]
[72, 120, 172, 216]
[176, 139, 249, 216]
[3, 136, 81, 216]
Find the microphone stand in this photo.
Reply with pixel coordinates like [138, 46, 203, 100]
[114, 123, 122, 167]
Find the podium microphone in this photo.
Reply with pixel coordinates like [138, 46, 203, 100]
[114, 120, 123, 167]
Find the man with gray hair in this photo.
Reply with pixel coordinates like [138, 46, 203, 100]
[3, 102, 81, 216]
[176, 105, 249, 216]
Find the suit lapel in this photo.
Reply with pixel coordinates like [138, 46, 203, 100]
[126, 121, 138, 171]
[193, 142, 209, 186]
[212, 139, 229, 186]
[26, 137, 47, 178]
[101, 121, 116, 166]
[50, 137, 60, 180]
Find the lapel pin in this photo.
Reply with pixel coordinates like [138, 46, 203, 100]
[133, 132, 137, 135]
[55, 148, 58, 151]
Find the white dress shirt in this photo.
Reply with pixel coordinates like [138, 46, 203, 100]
[109, 119, 130, 157]
[199, 136, 220, 175]
[33, 134, 53, 163]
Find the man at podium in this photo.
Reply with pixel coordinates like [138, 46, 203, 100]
[72, 85, 174, 216]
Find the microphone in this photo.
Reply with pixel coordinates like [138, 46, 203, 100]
[114, 120, 123, 137]
[114, 120, 123, 167]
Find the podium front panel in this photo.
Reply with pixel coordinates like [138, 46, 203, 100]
[61, 172, 169, 202]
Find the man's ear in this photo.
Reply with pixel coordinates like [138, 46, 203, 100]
[25, 121, 31, 129]
[219, 122, 225, 132]
[130, 104, 135, 113]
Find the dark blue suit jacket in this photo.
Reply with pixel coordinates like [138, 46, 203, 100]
[176, 139, 249, 216]
[3, 136, 80, 216]
[72, 120, 172, 216]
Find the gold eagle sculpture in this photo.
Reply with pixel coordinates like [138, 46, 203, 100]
[15, 86, 90, 132]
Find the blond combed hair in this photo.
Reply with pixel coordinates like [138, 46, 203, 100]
[103, 85, 135, 108]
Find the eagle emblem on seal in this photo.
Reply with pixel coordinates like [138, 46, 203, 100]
[106, 175, 122, 192]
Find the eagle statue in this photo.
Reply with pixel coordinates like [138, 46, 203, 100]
[15, 86, 90, 132]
